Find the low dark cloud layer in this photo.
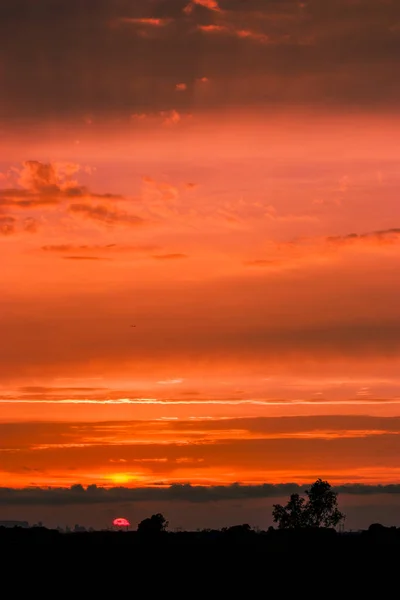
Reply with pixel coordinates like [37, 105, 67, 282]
[1, 0, 399, 118]
[2, 482, 400, 507]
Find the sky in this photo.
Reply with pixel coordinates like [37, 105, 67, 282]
[1, 0, 400, 530]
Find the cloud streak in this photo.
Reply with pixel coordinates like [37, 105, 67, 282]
[327, 228, 400, 246]
[69, 203, 145, 228]
[152, 254, 188, 260]
[2, 398, 400, 406]
[41, 244, 159, 254]
[62, 256, 110, 261]
[118, 18, 172, 27]
[197, 24, 269, 44]
[244, 228, 400, 270]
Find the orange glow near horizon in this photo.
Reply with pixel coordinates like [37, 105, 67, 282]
[2, 0, 400, 516]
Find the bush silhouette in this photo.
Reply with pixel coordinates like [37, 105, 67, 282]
[137, 513, 169, 534]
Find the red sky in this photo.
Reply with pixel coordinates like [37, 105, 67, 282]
[1, 0, 400, 528]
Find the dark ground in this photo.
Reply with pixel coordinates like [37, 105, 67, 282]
[2, 525, 398, 591]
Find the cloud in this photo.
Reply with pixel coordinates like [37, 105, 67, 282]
[69, 203, 145, 228]
[0, 215, 38, 236]
[264, 206, 319, 223]
[130, 110, 189, 127]
[175, 83, 188, 92]
[142, 177, 180, 202]
[0, 194, 60, 209]
[197, 24, 269, 44]
[152, 254, 188, 260]
[42, 244, 113, 253]
[327, 228, 400, 247]
[41, 244, 159, 254]
[118, 18, 172, 27]
[17, 161, 83, 194]
[244, 259, 283, 268]
[4, 397, 400, 407]
[198, 24, 227, 33]
[244, 227, 400, 271]
[2, 0, 400, 115]
[3, 417, 400, 495]
[19, 387, 107, 394]
[235, 29, 269, 44]
[0, 160, 123, 241]
[160, 109, 182, 126]
[0, 161, 121, 206]
[0, 215, 16, 235]
[0, 160, 141, 236]
[2, 482, 400, 506]
[184, 0, 221, 14]
[23, 217, 39, 233]
[62, 256, 110, 261]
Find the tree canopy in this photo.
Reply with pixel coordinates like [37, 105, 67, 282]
[137, 513, 169, 534]
[272, 479, 345, 529]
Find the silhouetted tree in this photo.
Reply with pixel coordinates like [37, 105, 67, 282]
[272, 479, 345, 529]
[305, 478, 344, 528]
[272, 493, 307, 529]
[137, 513, 168, 534]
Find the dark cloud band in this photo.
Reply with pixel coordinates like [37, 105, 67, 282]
[1, 0, 400, 117]
[1, 483, 400, 506]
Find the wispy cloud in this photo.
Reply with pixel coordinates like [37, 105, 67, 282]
[244, 259, 283, 268]
[244, 227, 400, 270]
[41, 244, 159, 254]
[235, 29, 269, 44]
[327, 228, 400, 247]
[2, 398, 400, 406]
[62, 256, 110, 261]
[142, 177, 180, 202]
[175, 83, 188, 92]
[69, 203, 145, 228]
[184, 0, 221, 15]
[197, 23, 269, 44]
[130, 110, 192, 127]
[152, 254, 188, 261]
[198, 24, 227, 33]
[118, 18, 172, 27]
[160, 109, 182, 126]
[0, 215, 16, 235]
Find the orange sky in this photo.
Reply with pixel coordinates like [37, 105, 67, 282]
[1, 0, 400, 527]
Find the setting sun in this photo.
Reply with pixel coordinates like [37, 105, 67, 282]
[108, 474, 136, 486]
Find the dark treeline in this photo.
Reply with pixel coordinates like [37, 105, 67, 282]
[2, 522, 400, 548]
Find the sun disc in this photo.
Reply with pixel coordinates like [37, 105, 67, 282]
[113, 517, 130, 528]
